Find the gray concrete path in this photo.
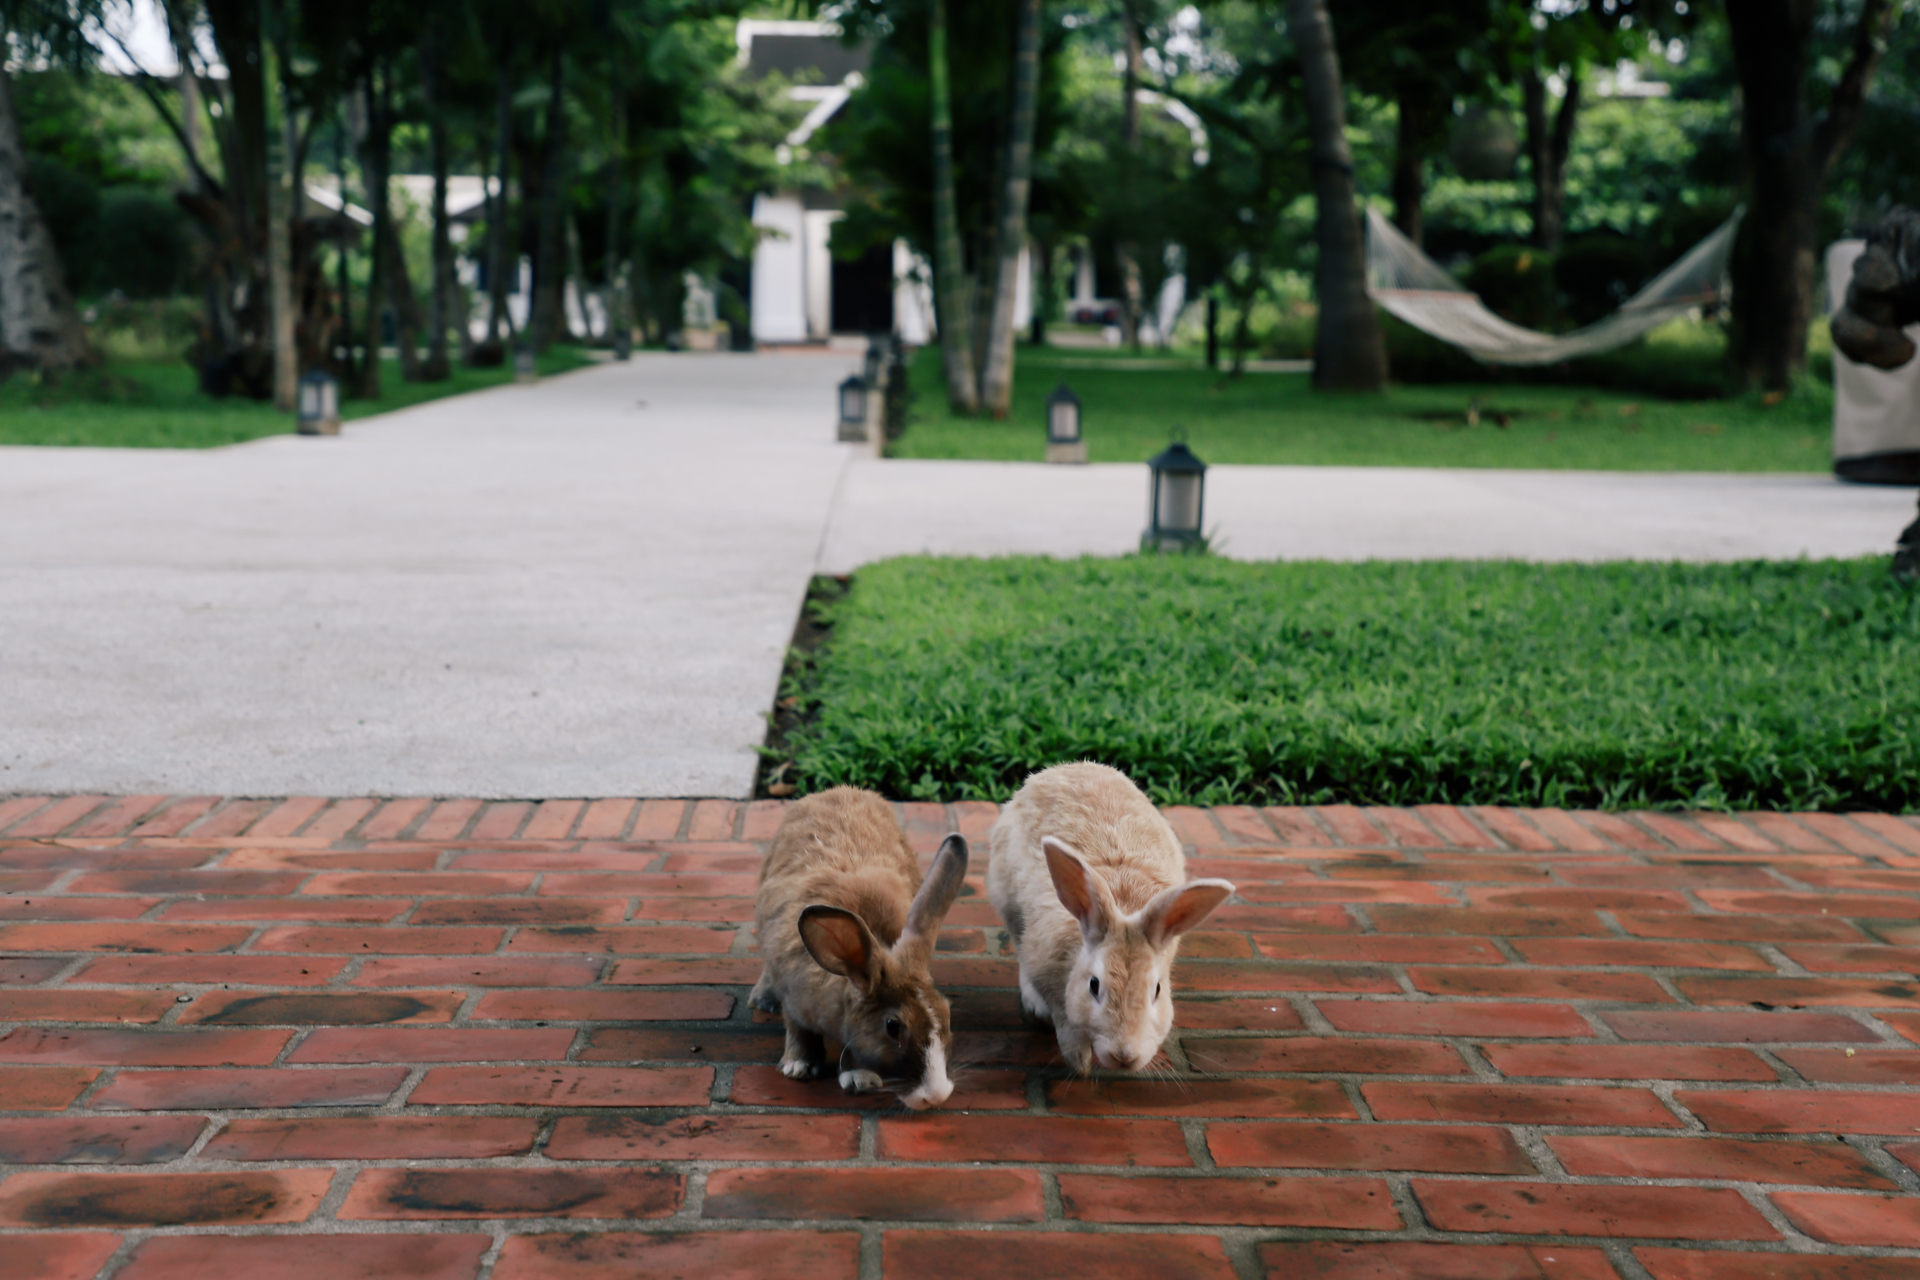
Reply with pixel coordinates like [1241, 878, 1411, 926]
[4, 351, 1912, 799]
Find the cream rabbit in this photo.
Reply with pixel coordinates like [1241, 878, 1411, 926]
[988, 762, 1233, 1074]
[751, 786, 968, 1110]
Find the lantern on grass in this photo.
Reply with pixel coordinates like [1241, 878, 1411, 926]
[513, 343, 539, 384]
[1144, 437, 1208, 549]
[613, 327, 633, 361]
[838, 374, 870, 442]
[296, 369, 340, 436]
[1045, 383, 1085, 464]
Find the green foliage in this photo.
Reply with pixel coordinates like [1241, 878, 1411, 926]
[783, 555, 1920, 810]
[1464, 244, 1559, 330]
[890, 339, 1821, 466]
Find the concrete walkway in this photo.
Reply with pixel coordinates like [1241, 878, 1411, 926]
[4, 352, 1914, 799]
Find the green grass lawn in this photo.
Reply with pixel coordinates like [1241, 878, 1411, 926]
[777, 555, 1919, 811]
[0, 348, 594, 449]
[890, 339, 1835, 472]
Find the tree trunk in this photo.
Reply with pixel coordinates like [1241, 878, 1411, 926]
[485, 57, 516, 346]
[1114, 3, 1146, 349]
[1523, 62, 1579, 254]
[1391, 81, 1443, 249]
[929, 0, 978, 412]
[978, 0, 1042, 416]
[1205, 294, 1218, 369]
[1029, 239, 1049, 345]
[0, 66, 97, 373]
[1727, 0, 1892, 391]
[356, 72, 389, 398]
[422, 2, 453, 381]
[1287, 0, 1387, 392]
[266, 25, 298, 410]
[530, 47, 569, 351]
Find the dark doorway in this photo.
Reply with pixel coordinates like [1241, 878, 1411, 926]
[831, 242, 894, 334]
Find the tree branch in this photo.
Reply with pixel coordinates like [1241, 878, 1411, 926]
[1813, 0, 1895, 181]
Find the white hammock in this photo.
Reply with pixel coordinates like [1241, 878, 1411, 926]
[1365, 206, 1743, 366]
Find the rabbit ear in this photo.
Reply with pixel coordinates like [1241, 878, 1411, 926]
[799, 905, 881, 993]
[902, 834, 970, 952]
[1138, 879, 1236, 950]
[1043, 837, 1117, 940]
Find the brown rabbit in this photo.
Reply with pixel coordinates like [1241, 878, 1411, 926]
[750, 786, 968, 1110]
[988, 762, 1233, 1074]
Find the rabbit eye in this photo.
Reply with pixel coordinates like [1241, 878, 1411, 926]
[1088, 976, 1101, 998]
[884, 1017, 903, 1040]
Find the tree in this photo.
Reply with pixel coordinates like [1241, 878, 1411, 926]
[978, 0, 1040, 416]
[928, 0, 978, 411]
[0, 63, 96, 372]
[1285, 0, 1386, 391]
[1726, 0, 1896, 391]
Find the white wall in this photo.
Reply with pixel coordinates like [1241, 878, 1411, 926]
[751, 194, 808, 343]
[804, 210, 842, 339]
[893, 240, 935, 345]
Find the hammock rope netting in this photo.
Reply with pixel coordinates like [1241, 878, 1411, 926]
[1364, 206, 1743, 366]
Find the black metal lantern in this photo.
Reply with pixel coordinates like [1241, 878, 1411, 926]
[863, 334, 890, 387]
[296, 369, 340, 436]
[513, 342, 539, 384]
[1144, 438, 1208, 549]
[838, 374, 870, 442]
[612, 326, 633, 361]
[1045, 383, 1085, 464]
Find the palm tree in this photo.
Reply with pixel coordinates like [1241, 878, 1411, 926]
[929, 0, 978, 412]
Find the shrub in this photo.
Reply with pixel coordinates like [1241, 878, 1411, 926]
[1465, 244, 1560, 330]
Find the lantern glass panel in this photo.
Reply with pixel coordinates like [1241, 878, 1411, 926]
[840, 377, 868, 424]
[299, 380, 318, 417]
[1048, 399, 1079, 443]
[1157, 471, 1203, 534]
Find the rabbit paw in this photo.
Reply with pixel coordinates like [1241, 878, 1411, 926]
[838, 1067, 885, 1093]
[780, 1056, 823, 1080]
[747, 974, 782, 1015]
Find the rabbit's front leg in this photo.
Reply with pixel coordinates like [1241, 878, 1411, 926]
[780, 1017, 826, 1079]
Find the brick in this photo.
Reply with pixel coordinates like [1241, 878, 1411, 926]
[3, 1233, 123, 1280]
[1186, 854, 1314, 884]
[627, 895, 762, 921]
[1604, 1010, 1878, 1043]
[1888, 1141, 1920, 1175]
[1520, 808, 1617, 853]
[1369, 905, 1605, 936]
[414, 797, 483, 840]
[1678, 975, 1920, 1009]
[1045, 1076, 1356, 1118]
[1204, 804, 1270, 844]
[549, 1113, 860, 1162]
[0, 990, 178, 1023]
[1883, 1011, 1920, 1045]
[411, 898, 630, 926]
[1636, 1250, 1920, 1280]
[1174, 929, 1251, 958]
[302, 871, 533, 895]
[222, 848, 436, 870]
[579, 1027, 782, 1063]
[206, 1115, 538, 1161]
[492, 1231, 855, 1280]
[1637, 813, 1727, 851]
[1793, 812, 1909, 856]
[1060, 1172, 1398, 1228]
[522, 799, 584, 839]
[1174, 959, 1398, 993]
[339, 1166, 682, 1220]
[1679, 1088, 1920, 1135]
[1207, 1121, 1532, 1174]
[1, 956, 64, 983]
[68, 868, 306, 895]
[1617, 911, 1865, 942]
[606, 958, 767, 985]
[473, 988, 732, 1021]
[1745, 812, 1843, 853]
[538, 871, 758, 897]
[1174, 997, 1307, 1031]
[10, 796, 111, 838]
[469, 801, 530, 839]
[0, 1168, 331, 1226]
[288, 1027, 575, 1063]
[687, 799, 738, 840]
[1367, 806, 1444, 848]
[129, 796, 221, 837]
[407, 1063, 712, 1107]
[1408, 965, 1672, 1002]
[0, 1027, 289, 1065]
[1415, 1179, 1777, 1240]
[298, 798, 378, 839]
[952, 799, 998, 843]
[1771, 1191, 1920, 1246]
[0, 1115, 208, 1165]
[1263, 806, 1333, 846]
[181, 989, 465, 1025]
[1548, 1134, 1897, 1189]
[184, 799, 274, 838]
[1794, 868, 1920, 890]
[1254, 934, 1505, 964]
[1691, 814, 1779, 853]
[1776, 1048, 1920, 1085]
[74, 955, 346, 986]
[876, 1114, 1191, 1165]
[0, 899, 165, 924]
[1318, 1000, 1592, 1038]
[243, 796, 329, 838]
[1574, 810, 1665, 851]
[1260, 1242, 1620, 1280]
[1480, 1044, 1776, 1082]
[0, 923, 251, 952]
[1184, 1036, 1469, 1075]
[728, 1062, 1027, 1111]
[156, 897, 409, 922]
[0, 847, 203, 872]
[253, 925, 504, 953]
[884, 1230, 1237, 1280]
[357, 797, 431, 839]
[1849, 812, 1920, 854]
[1417, 804, 1502, 848]
[1240, 880, 1453, 904]
[1701, 890, 1920, 919]
[68, 795, 170, 838]
[1469, 807, 1560, 851]
[1365, 1083, 1680, 1127]
[93, 1067, 406, 1110]
[1474, 887, 1691, 911]
[0, 796, 55, 833]
[506, 924, 735, 954]
[740, 799, 786, 841]
[1558, 863, 1779, 889]
[704, 1167, 1041, 1223]
[1316, 805, 1387, 845]
[0, 1065, 100, 1109]
[1326, 859, 1551, 883]
[1512, 939, 1771, 970]
[622, 798, 681, 840]
[116, 1233, 490, 1280]
[350, 956, 603, 987]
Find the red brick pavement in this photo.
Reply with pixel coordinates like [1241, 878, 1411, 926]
[1, 795, 1918, 1278]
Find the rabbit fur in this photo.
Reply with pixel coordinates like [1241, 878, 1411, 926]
[751, 786, 968, 1110]
[988, 762, 1234, 1074]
